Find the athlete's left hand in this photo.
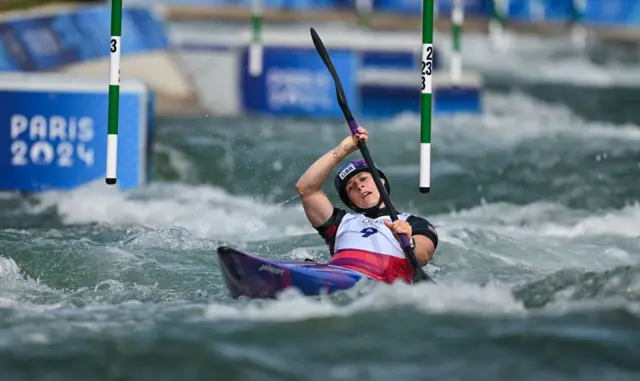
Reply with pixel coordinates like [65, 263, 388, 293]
[384, 220, 412, 240]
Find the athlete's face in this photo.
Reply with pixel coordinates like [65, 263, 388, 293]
[345, 171, 384, 209]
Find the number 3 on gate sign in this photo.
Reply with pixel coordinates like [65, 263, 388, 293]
[421, 44, 433, 93]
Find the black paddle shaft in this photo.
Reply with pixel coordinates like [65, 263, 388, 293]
[309, 27, 432, 284]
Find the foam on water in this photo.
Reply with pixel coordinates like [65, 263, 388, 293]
[0, 257, 27, 309]
[27, 181, 312, 242]
[437, 201, 640, 239]
[428, 200, 640, 286]
[1, 243, 526, 325]
[200, 281, 527, 323]
[197, 270, 640, 323]
[154, 142, 201, 183]
[437, 31, 640, 87]
[0, 255, 65, 311]
[3, 255, 639, 331]
[528, 204, 640, 239]
[390, 91, 640, 153]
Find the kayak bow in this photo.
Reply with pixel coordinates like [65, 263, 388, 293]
[217, 246, 368, 299]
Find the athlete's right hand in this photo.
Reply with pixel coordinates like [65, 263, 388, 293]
[339, 126, 369, 155]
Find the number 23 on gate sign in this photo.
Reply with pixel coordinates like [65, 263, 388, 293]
[421, 44, 433, 92]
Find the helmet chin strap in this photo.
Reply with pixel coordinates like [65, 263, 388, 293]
[349, 197, 386, 217]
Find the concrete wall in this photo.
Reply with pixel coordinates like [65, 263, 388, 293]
[58, 52, 201, 117]
[172, 49, 242, 116]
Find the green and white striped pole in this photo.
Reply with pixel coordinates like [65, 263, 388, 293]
[249, 0, 263, 77]
[106, 0, 121, 185]
[450, 0, 463, 84]
[420, 0, 433, 194]
[489, 0, 508, 50]
[356, 0, 373, 30]
[570, 0, 586, 48]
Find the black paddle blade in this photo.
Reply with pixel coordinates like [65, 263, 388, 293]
[414, 267, 430, 283]
[310, 27, 354, 122]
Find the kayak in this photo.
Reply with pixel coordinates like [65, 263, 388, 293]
[216, 246, 369, 299]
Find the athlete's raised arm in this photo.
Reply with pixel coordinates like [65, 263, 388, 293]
[295, 127, 369, 227]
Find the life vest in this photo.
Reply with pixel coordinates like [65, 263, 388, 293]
[327, 212, 413, 283]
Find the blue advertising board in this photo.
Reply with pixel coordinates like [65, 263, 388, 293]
[374, 0, 488, 15]
[0, 80, 151, 191]
[371, 0, 640, 27]
[129, 0, 341, 10]
[240, 46, 358, 118]
[0, 5, 167, 72]
[360, 49, 442, 71]
[359, 82, 482, 119]
[584, 0, 640, 26]
[504, 0, 576, 22]
[487, 0, 640, 26]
